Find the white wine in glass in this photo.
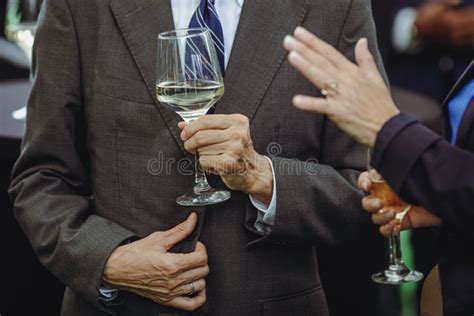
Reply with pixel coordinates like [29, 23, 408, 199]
[156, 79, 224, 122]
[156, 28, 231, 206]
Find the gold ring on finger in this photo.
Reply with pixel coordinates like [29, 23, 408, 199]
[188, 282, 195, 295]
[321, 80, 339, 96]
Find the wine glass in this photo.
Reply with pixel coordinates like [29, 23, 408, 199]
[367, 150, 424, 284]
[156, 28, 231, 206]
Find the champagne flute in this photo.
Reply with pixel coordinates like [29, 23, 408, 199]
[367, 150, 423, 284]
[156, 28, 231, 206]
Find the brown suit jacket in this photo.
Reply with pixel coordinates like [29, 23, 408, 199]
[9, 0, 386, 315]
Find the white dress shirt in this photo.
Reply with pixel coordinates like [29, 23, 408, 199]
[170, 0, 276, 228]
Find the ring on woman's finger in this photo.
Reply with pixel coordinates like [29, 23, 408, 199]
[321, 80, 339, 96]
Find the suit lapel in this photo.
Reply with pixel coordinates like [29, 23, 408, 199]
[456, 99, 474, 149]
[110, 0, 187, 155]
[442, 61, 474, 140]
[215, 0, 310, 120]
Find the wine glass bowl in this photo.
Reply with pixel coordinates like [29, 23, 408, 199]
[156, 28, 231, 206]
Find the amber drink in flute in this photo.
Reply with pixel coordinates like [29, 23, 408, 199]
[369, 171, 424, 284]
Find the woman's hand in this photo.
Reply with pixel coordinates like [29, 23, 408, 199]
[358, 172, 442, 237]
[283, 27, 400, 148]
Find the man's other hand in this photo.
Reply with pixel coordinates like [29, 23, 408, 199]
[103, 213, 208, 311]
[358, 172, 442, 238]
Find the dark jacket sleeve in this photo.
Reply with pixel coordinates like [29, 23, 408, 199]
[245, 0, 386, 248]
[372, 113, 474, 239]
[8, 0, 136, 309]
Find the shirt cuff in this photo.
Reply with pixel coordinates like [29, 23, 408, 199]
[249, 156, 277, 229]
[99, 287, 118, 302]
[372, 113, 441, 193]
[392, 7, 418, 53]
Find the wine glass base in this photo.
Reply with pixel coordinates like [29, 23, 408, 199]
[176, 189, 231, 206]
[372, 270, 424, 285]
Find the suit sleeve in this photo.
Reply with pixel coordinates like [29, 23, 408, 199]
[244, 0, 385, 248]
[8, 0, 136, 309]
[372, 113, 474, 240]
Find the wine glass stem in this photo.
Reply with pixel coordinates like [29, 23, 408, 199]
[389, 234, 404, 267]
[194, 153, 211, 194]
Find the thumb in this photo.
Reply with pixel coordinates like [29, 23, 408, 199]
[161, 213, 198, 251]
[355, 38, 377, 73]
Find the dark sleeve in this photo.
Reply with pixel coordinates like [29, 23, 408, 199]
[245, 0, 385, 248]
[372, 113, 474, 238]
[8, 0, 137, 309]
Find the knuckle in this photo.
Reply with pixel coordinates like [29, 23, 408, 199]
[202, 253, 209, 265]
[176, 222, 187, 233]
[184, 142, 193, 152]
[161, 287, 172, 296]
[195, 132, 205, 145]
[166, 278, 178, 290]
[373, 215, 384, 225]
[230, 130, 243, 141]
[232, 143, 244, 156]
[163, 262, 179, 275]
[234, 114, 249, 125]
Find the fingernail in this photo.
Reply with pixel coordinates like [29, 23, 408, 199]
[292, 95, 307, 109]
[187, 213, 195, 222]
[361, 179, 369, 190]
[288, 51, 299, 62]
[294, 26, 305, 35]
[181, 131, 186, 140]
[293, 95, 303, 105]
[283, 35, 293, 46]
[362, 37, 368, 47]
[374, 200, 382, 209]
[385, 210, 395, 218]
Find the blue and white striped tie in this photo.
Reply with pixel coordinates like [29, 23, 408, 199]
[189, 0, 225, 74]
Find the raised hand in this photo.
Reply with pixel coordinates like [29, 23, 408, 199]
[283, 27, 400, 148]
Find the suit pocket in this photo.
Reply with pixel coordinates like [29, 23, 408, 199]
[260, 285, 329, 316]
[93, 71, 155, 104]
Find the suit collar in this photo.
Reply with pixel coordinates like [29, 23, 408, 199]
[442, 60, 474, 108]
[441, 60, 473, 140]
[109, 0, 186, 154]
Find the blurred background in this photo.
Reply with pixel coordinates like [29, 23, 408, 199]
[0, 0, 472, 315]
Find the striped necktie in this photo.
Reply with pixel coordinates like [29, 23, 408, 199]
[188, 0, 225, 74]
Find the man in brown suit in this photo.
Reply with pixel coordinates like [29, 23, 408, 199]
[9, 0, 386, 315]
